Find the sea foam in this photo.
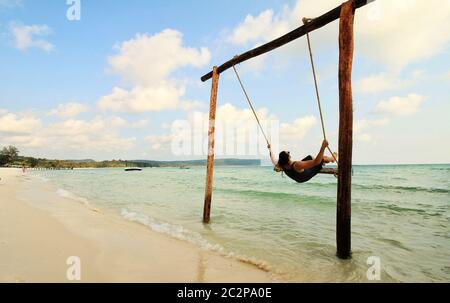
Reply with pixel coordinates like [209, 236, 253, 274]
[56, 188, 101, 213]
[120, 209, 274, 274]
[120, 209, 225, 252]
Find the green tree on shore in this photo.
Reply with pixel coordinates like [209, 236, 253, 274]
[0, 145, 20, 166]
[26, 157, 39, 168]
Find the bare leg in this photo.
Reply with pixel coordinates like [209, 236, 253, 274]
[323, 153, 338, 164]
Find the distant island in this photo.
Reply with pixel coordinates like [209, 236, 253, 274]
[0, 145, 261, 169]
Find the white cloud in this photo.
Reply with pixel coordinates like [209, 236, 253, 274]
[191, 103, 276, 152]
[48, 118, 109, 137]
[203, 104, 317, 155]
[161, 123, 171, 130]
[130, 119, 149, 128]
[99, 85, 181, 113]
[150, 143, 162, 151]
[147, 103, 318, 157]
[1, 135, 46, 148]
[375, 94, 424, 116]
[225, 7, 290, 70]
[227, 9, 272, 45]
[280, 116, 317, 141]
[49, 116, 139, 151]
[302, 0, 450, 69]
[10, 23, 54, 52]
[144, 103, 278, 155]
[49, 102, 89, 118]
[108, 30, 210, 86]
[354, 118, 389, 133]
[179, 100, 205, 111]
[355, 73, 410, 94]
[443, 71, 450, 81]
[356, 0, 450, 70]
[45, 117, 136, 151]
[356, 133, 372, 143]
[145, 134, 173, 144]
[354, 118, 389, 143]
[0, 111, 137, 154]
[99, 29, 210, 113]
[226, 0, 450, 71]
[108, 116, 127, 128]
[210, 102, 275, 122]
[227, 10, 290, 46]
[225, 1, 339, 49]
[0, 112, 40, 134]
[145, 134, 173, 151]
[355, 69, 425, 94]
[109, 117, 148, 128]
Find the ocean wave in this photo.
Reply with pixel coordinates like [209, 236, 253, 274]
[120, 209, 274, 273]
[33, 174, 50, 183]
[391, 177, 408, 181]
[429, 167, 450, 171]
[379, 238, 412, 252]
[373, 203, 446, 218]
[352, 183, 450, 194]
[121, 209, 226, 252]
[215, 187, 333, 203]
[218, 188, 300, 199]
[56, 188, 100, 212]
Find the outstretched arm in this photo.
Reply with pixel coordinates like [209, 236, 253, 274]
[268, 145, 278, 167]
[293, 140, 328, 171]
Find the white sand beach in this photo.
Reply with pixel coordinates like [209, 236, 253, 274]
[0, 168, 274, 283]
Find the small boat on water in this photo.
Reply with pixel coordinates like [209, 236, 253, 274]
[124, 167, 142, 172]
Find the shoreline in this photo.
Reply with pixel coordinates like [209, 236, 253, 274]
[0, 168, 275, 283]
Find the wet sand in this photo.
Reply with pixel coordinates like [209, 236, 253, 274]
[0, 168, 274, 282]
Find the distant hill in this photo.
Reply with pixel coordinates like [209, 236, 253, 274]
[132, 159, 261, 167]
[13, 156, 261, 169]
[66, 159, 96, 163]
[1, 144, 263, 169]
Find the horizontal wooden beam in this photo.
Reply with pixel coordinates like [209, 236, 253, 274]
[201, 0, 372, 82]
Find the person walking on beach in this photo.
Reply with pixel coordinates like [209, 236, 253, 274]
[268, 140, 337, 183]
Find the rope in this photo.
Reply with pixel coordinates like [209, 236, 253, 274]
[304, 21, 339, 165]
[232, 41, 338, 172]
[232, 61, 270, 147]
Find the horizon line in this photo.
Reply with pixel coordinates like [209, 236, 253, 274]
[15, 155, 450, 167]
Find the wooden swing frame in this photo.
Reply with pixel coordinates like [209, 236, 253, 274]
[200, 0, 374, 259]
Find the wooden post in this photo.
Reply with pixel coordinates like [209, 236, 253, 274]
[203, 66, 220, 224]
[336, 0, 355, 259]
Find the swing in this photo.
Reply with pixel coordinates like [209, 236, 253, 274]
[232, 19, 338, 177]
[202, 0, 367, 259]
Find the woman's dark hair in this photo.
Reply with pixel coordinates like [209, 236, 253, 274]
[278, 151, 290, 167]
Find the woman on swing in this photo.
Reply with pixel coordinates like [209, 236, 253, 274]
[268, 140, 337, 183]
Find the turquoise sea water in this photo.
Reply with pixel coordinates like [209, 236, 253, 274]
[33, 164, 450, 282]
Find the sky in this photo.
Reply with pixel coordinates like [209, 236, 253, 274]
[0, 0, 449, 164]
